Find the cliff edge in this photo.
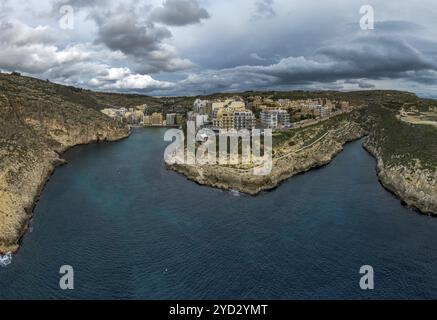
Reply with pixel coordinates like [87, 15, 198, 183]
[0, 74, 130, 253]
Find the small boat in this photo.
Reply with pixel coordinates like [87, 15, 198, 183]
[0, 253, 12, 267]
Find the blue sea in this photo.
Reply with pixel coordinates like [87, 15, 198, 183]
[1, 128, 437, 299]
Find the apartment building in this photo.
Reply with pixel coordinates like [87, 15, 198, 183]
[213, 108, 235, 130]
[175, 113, 185, 125]
[260, 110, 291, 129]
[277, 110, 291, 127]
[234, 110, 256, 130]
[166, 113, 177, 126]
[211, 99, 257, 131]
[194, 99, 211, 114]
[260, 111, 278, 129]
[151, 112, 164, 126]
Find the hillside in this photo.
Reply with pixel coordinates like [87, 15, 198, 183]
[0, 73, 132, 253]
[358, 94, 437, 214]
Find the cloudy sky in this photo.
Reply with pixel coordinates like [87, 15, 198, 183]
[1, 0, 437, 97]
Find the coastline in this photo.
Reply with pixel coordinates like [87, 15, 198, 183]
[0, 127, 131, 255]
[168, 134, 367, 196]
[167, 120, 367, 196]
[168, 121, 437, 217]
[2, 122, 435, 255]
[362, 141, 437, 217]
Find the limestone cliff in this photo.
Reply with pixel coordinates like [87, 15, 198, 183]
[0, 74, 130, 253]
[363, 140, 437, 215]
[168, 115, 366, 195]
[360, 102, 437, 215]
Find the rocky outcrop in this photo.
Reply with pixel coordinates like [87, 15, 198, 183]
[168, 118, 366, 195]
[363, 141, 437, 215]
[0, 74, 130, 254]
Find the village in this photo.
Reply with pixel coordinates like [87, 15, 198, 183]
[100, 95, 357, 132]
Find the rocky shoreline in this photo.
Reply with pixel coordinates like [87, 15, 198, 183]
[168, 116, 436, 217]
[363, 141, 437, 216]
[0, 127, 130, 254]
[168, 119, 367, 196]
[0, 73, 136, 254]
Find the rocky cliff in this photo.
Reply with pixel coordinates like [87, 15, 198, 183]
[359, 101, 437, 216]
[363, 139, 437, 215]
[168, 114, 366, 195]
[0, 74, 130, 253]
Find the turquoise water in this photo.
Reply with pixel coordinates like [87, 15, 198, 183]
[1, 128, 437, 299]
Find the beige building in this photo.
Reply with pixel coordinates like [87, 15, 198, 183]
[101, 108, 144, 124]
[212, 99, 255, 131]
[213, 108, 235, 130]
[176, 114, 185, 125]
[144, 115, 152, 125]
[151, 113, 164, 126]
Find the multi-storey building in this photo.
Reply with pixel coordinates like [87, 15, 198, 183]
[175, 113, 185, 125]
[166, 113, 176, 126]
[211, 102, 225, 120]
[210, 99, 259, 131]
[260, 111, 278, 129]
[151, 112, 163, 126]
[213, 108, 235, 130]
[194, 99, 211, 114]
[234, 110, 256, 130]
[277, 110, 291, 127]
[260, 110, 291, 129]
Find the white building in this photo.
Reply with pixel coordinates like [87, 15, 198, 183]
[277, 110, 291, 127]
[195, 114, 209, 128]
[260, 110, 291, 129]
[166, 113, 177, 126]
[194, 99, 210, 114]
[260, 111, 278, 129]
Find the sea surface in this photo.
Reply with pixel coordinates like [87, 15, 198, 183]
[1, 128, 437, 299]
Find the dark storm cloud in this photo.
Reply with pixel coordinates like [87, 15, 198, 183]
[177, 31, 437, 94]
[150, 0, 210, 26]
[93, 6, 171, 55]
[402, 70, 437, 85]
[344, 20, 425, 35]
[314, 36, 435, 79]
[92, 3, 193, 73]
[374, 21, 425, 33]
[344, 79, 376, 89]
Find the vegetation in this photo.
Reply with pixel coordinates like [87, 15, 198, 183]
[362, 103, 437, 170]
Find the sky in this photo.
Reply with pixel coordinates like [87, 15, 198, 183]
[1, 0, 437, 97]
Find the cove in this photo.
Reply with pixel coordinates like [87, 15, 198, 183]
[1, 127, 437, 299]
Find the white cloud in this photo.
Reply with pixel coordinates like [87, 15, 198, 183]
[99, 67, 131, 81]
[104, 74, 174, 90]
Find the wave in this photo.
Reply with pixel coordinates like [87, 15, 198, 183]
[0, 253, 12, 267]
[230, 189, 241, 197]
